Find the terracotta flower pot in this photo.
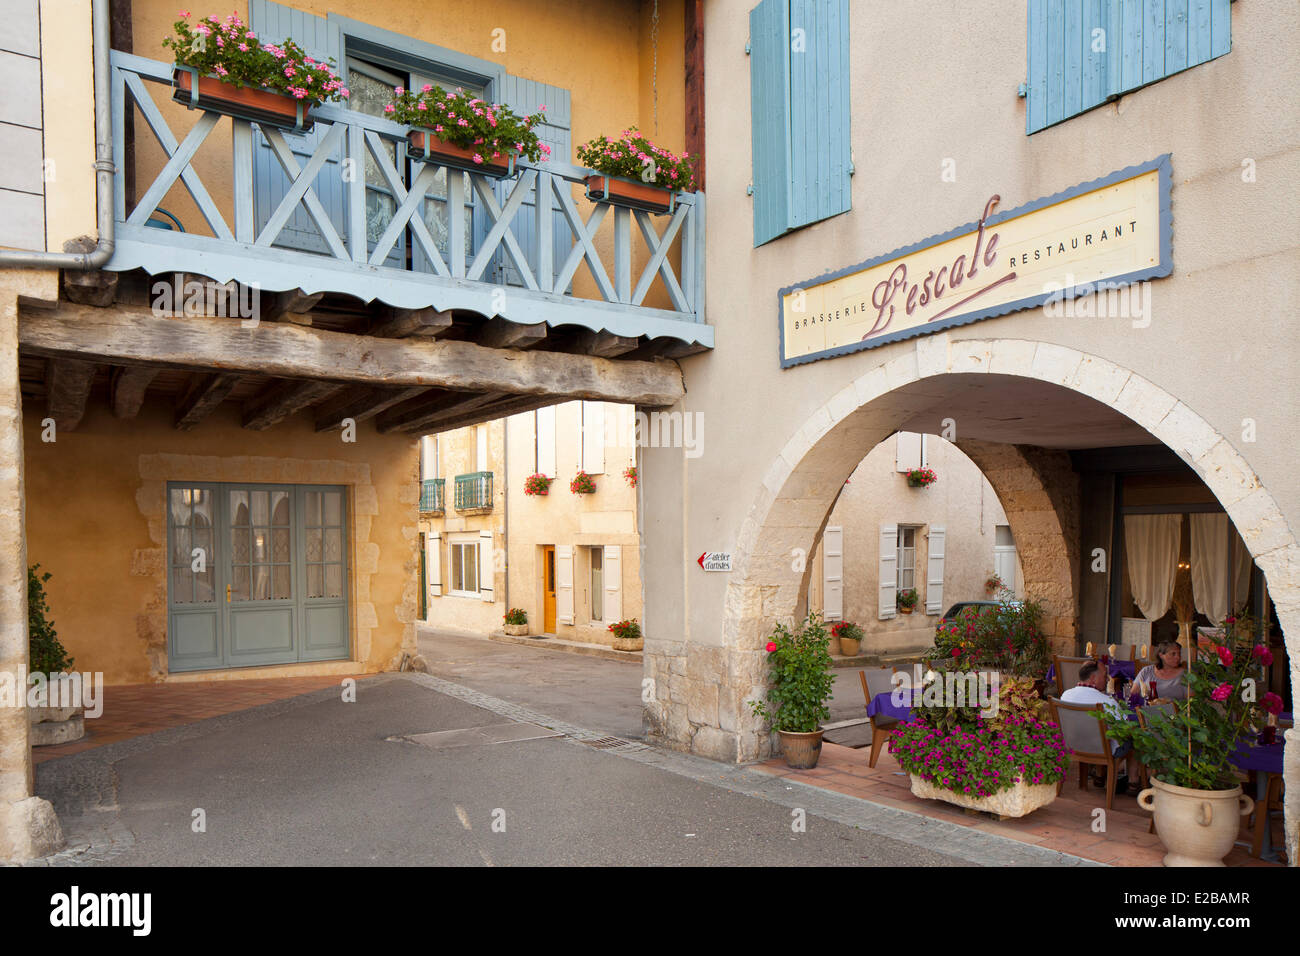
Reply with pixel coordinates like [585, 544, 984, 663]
[1137, 777, 1254, 866]
[584, 174, 676, 214]
[503, 623, 529, 636]
[899, 606, 914, 615]
[777, 729, 824, 769]
[407, 129, 515, 178]
[839, 637, 861, 656]
[173, 68, 311, 131]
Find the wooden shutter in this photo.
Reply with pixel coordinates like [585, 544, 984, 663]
[248, 1, 346, 253]
[427, 531, 441, 596]
[478, 530, 494, 602]
[499, 75, 572, 290]
[749, 0, 792, 246]
[925, 526, 946, 615]
[878, 524, 898, 620]
[920, 434, 929, 469]
[556, 544, 574, 624]
[536, 406, 556, 477]
[822, 526, 844, 622]
[1026, 0, 1232, 134]
[582, 402, 605, 474]
[787, 0, 851, 229]
[896, 432, 922, 472]
[603, 545, 622, 624]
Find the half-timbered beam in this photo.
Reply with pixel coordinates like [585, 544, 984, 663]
[242, 379, 345, 431]
[110, 365, 159, 419]
[313, 385, 429, 432]
[404, 392, 560, 434]
[263, 288, 323, 325]
[574, 329, 640, 358]
[375, 390, 504, 435]
[45, 359, 97, 431]
[175, 372, 240, 430]
[369, 306, 454, 339]
[19, 303, 686, 407]
[476, 316, 547, 350]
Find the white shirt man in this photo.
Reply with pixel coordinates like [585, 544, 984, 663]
[1061, 660, 1138, 784]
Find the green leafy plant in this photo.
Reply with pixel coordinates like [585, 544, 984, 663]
[28, 565, 73, 674]
[164, 11, 348, 106]
[897, 588, 919, 609]
[750, 611, 835, 734]
[905, 467, 937, 487]
[576, 127, 698, 190]
[1100, 613, 1279, 791]
[623, 465, 638, 488]
[929, 598, 1049, 677]
[570, 471, 596, 495]
[985, 571, 1004, 592]
[387, 84, 549, 164]
[503, 607, 527, 626]
[523, 473, 552, 496]
[608, 619, 640, 641]
[830, 620, 863, 643]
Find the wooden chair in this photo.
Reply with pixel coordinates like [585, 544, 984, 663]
[1111, 643, 1136, 662]
[1048, 697, 1122, 810]
[1251, 775, 1285, 860]
[859, 667, 900, 769]
[1052, 656, 1092, 697]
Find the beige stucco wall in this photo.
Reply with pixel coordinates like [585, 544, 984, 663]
[807, 434, 1021, 655]
[22, 399, 419, 684]
[40, 0, 97, 251]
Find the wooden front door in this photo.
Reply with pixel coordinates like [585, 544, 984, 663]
[542, 546, 557, 633]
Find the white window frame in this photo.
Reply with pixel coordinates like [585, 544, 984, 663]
[897, 526, 917, 592]
[589, 546, 604, 622]
[448, 535, 481, 598]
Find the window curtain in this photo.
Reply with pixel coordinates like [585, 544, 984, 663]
[1190, 514, 1230, 625]
[1232, 524, 1253, 613]
[1124, 514, 1182, 621]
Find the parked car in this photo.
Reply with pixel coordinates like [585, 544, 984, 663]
[936, 599, 1023, 633]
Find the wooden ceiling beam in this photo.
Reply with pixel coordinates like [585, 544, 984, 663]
[369, 306, 455, 339]
[313, 385, 429, 432]
[175, 372, 241, 430]
[574, 329, 641, 358]
[110, 365, 159, 419]
[45, 359, 97, 431]
[476, 316, 547, 350]
[242, 379, 345, 431]
[376, 390, 501, 435]
[402, 392, 562, 434]
[262, 288, 323, 325]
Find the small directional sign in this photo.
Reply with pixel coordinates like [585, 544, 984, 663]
[697, 551, 732, 571]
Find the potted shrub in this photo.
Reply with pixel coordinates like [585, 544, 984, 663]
[1102, 614, 1271, 866]
[576, 127, 697, 214]
[830, 620, 863, 656]
[750, 611, 835, 769]
[502, 607, 529, 637]
[905, 467, 937, 488]
[523, 473, 552, 496]
[984, 571, 1004, 596]
[27, 565, 85, 746]
[891, 674, 1069, 817]
[623, 465, 638, 488]
[387, 84, 548, 178]
[570, 471, 597, 495]
[608, 619, 642, 652]
[929, 598, 1049, 677]
[165, 12, 349, 132]
[897, 588, 919, 614]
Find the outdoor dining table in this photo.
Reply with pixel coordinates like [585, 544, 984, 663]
[1229, 730, 1288, 863]
[867, 689, 918, 723]
[1045, 659, 1137, 683]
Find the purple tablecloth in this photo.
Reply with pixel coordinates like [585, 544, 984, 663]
[867, 690, 917, 722]
[1230, 740, 1284, 775]
[1046, 659, 1136, 683]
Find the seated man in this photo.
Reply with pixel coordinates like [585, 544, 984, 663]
[1061, 659, 1140, 793]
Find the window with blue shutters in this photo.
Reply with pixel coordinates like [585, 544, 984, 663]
[1025, 0, 1232, 134]
[748, 0, 852, 247]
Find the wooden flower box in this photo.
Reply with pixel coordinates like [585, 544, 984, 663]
[172, 67, 312, 132]
[407, 129, 515, 178]
[584, 174, 676, 214]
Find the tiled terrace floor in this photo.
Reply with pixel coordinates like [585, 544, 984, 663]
[754, 741, 1284, 867]
[31, 676, 356, 765]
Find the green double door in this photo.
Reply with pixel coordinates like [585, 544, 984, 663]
[167, 483, 350, 672]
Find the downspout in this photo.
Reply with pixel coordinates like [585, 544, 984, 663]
[503, 416, 509, 613]
[0, 0, 115, 270]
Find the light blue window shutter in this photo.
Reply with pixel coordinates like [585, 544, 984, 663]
[248, 0, 346, 253]
[749, 0, 791, 247]
[499, 75, 571, 291]
[1027, 0, 1231, 134]
[787, 0, 851, 229]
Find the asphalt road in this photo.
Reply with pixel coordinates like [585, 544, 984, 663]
[86, 676, 961, 866]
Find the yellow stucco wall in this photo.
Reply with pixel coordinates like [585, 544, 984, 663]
[126, 0, 686, 311]
[40, 0, 98, 250]
[22, 400, 419, 684]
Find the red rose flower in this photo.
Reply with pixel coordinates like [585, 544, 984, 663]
[1216, 645, 1233, 667]
[951, 647, 962, 658]
[1261, 692, 1284, 715]
[765, 641, 776, 653]
[1210, 682, 1232, 702]
[1253, 644, 1274, 666]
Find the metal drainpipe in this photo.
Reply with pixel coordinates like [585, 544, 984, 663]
[0, 0, 115, 270]
[502, 416, 509, 613]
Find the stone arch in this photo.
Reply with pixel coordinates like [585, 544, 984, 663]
[710, 333, 1299, 861]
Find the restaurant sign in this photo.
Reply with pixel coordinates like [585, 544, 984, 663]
[778, 155, 1172, 367]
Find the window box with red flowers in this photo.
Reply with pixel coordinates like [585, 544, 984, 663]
[165, 12, 349, 133]
[623, 465, 638, 488]
[387, 84, 548, 179]
[905, 467, 937, 488]
[570, 471, 596, 495]
[523, 473, 552, 496]
[608, 618, 642, 652]
[577, 127, 697, 215]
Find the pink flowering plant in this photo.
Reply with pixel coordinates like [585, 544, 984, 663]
[164, 12, 348, 105]
[1100, 612, 1277, 790]
[929, 598, 1049, 677]
[570, 471, 596, 495]
[522, 473, 552, 496]
[749, 612, 835, 734]
[387, 85, 549, 164]
[576, 127, 697, 191]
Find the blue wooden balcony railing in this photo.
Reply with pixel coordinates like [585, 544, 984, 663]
[454, 472, 493, 511]
[106, 51, 710, 349]
[420, 478, 444, 513]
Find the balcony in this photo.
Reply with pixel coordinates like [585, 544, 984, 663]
[105, 52, 711, 355]
[454, 472, 493, 512]
[419, 478, 444, 515]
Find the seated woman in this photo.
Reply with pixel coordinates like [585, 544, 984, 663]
[1135, 640, 1188, 700]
